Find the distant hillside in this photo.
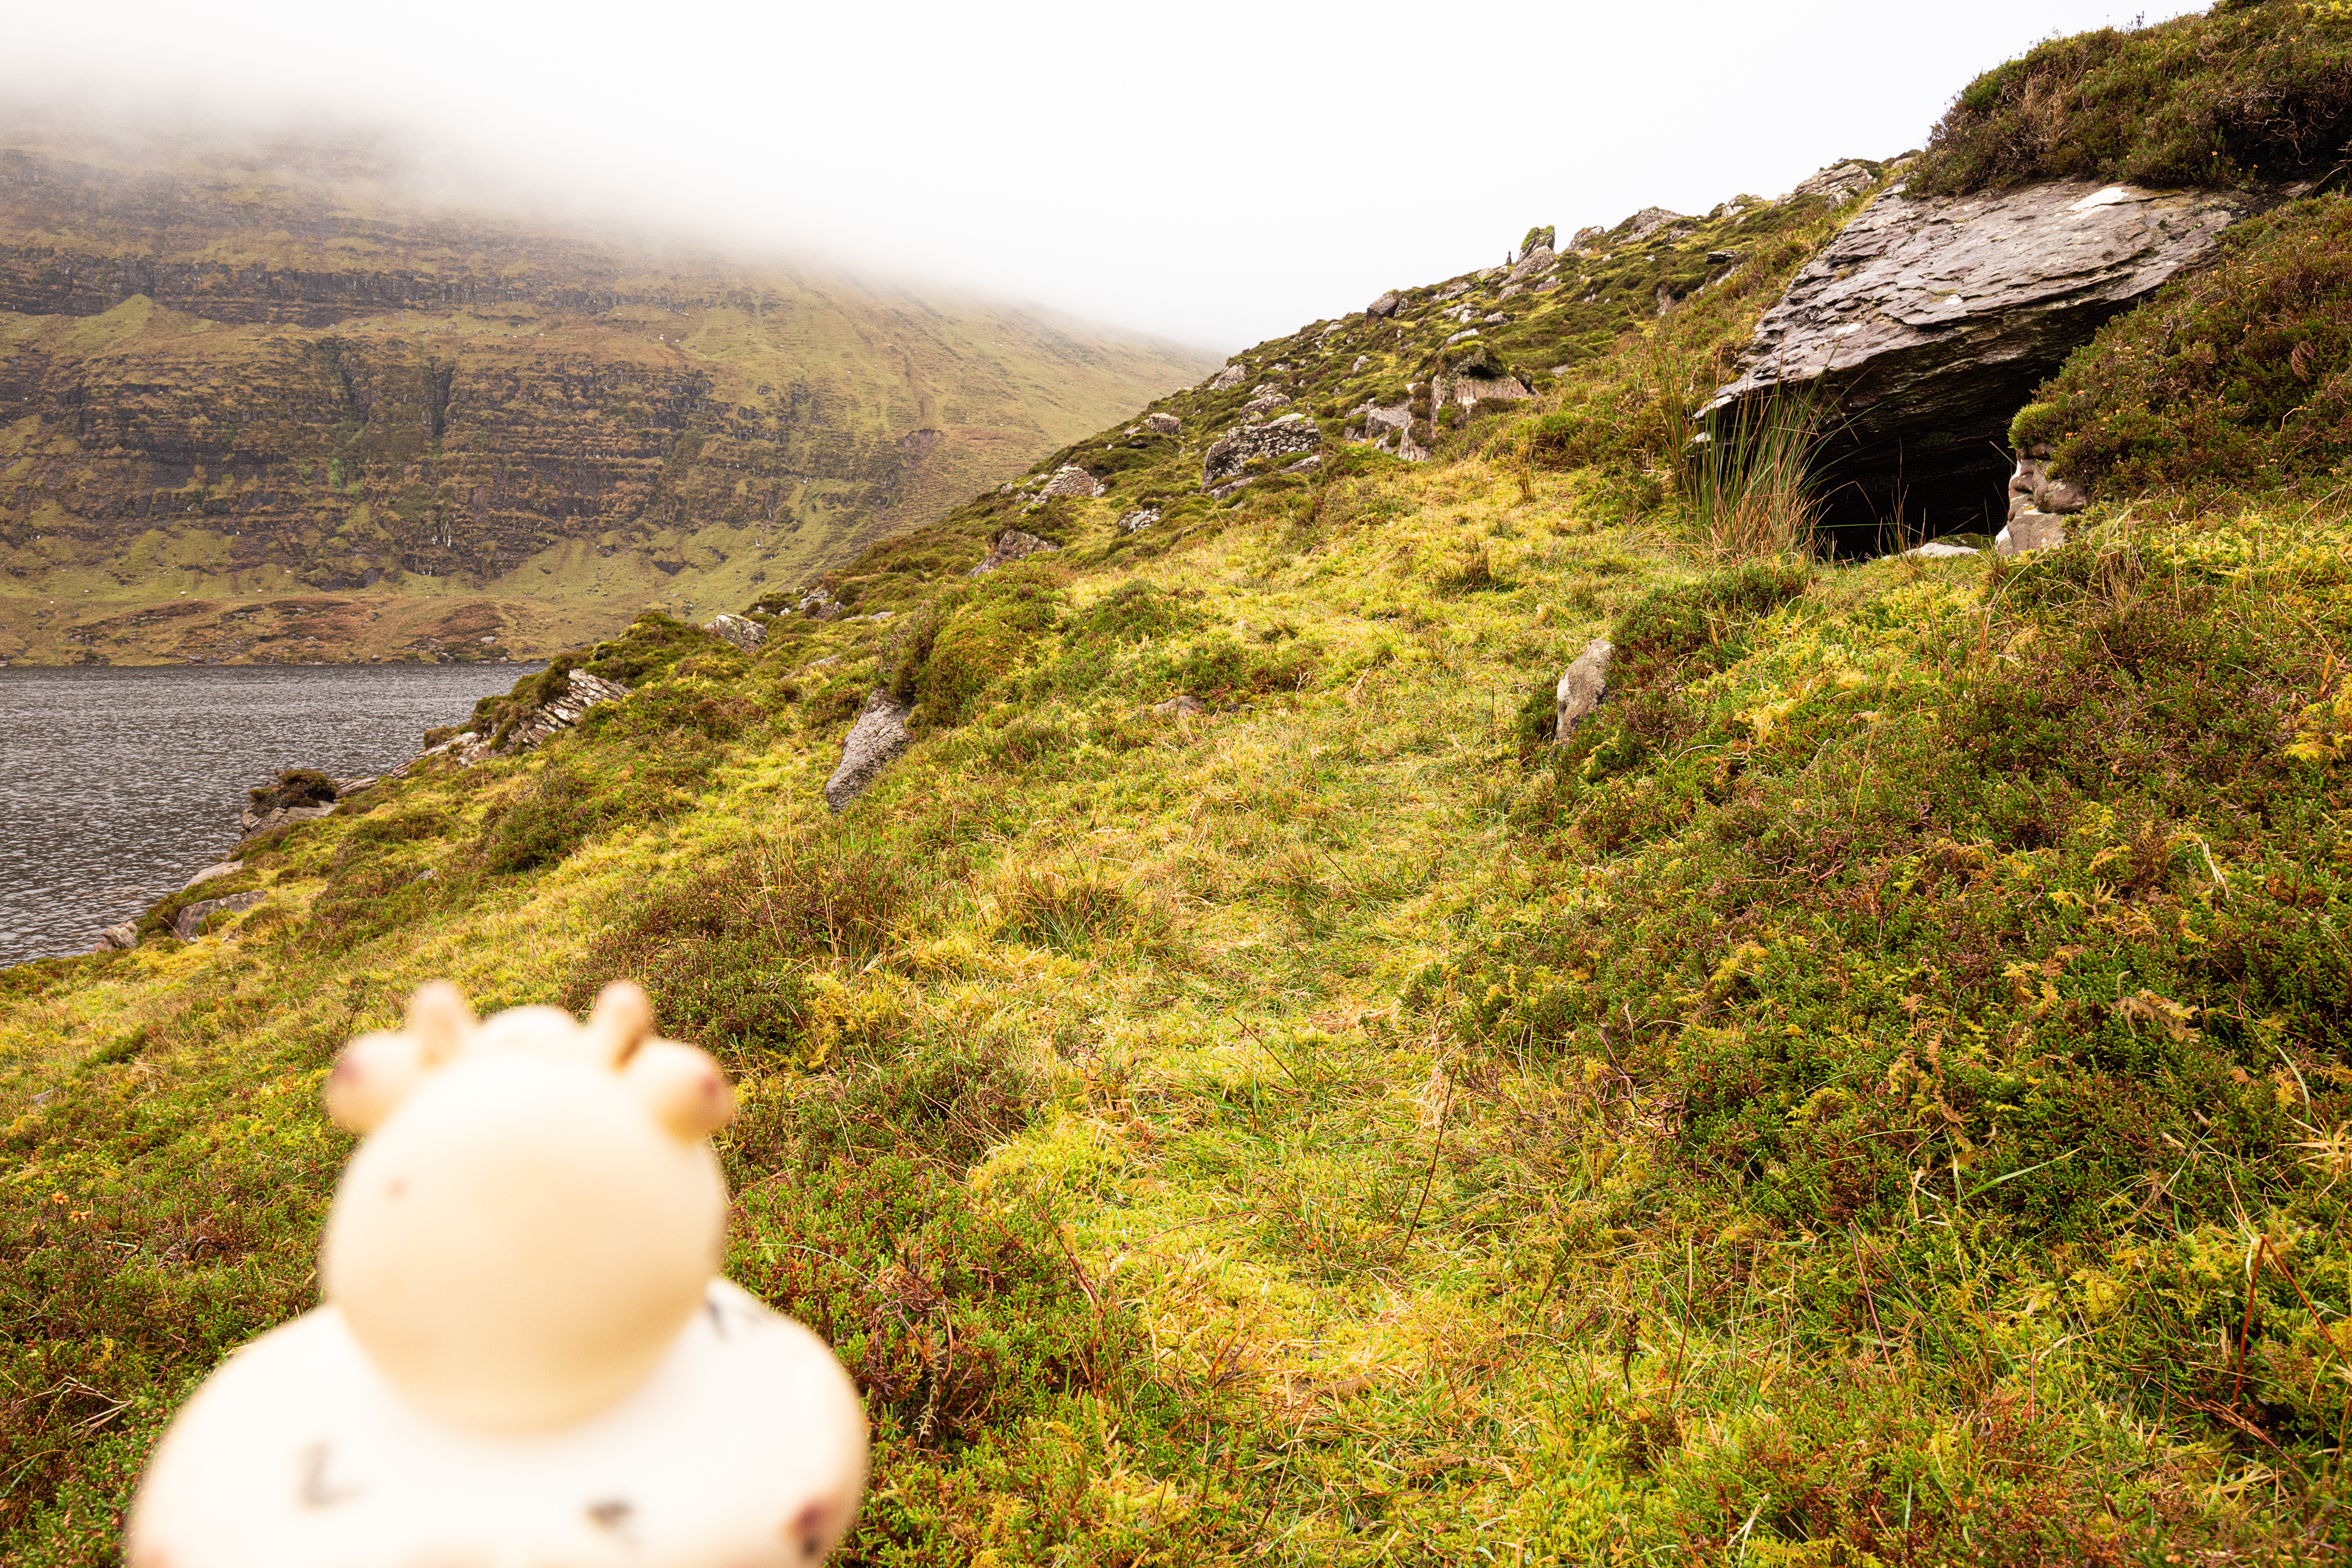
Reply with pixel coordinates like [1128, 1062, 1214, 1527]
[0, 121, 1216, 664]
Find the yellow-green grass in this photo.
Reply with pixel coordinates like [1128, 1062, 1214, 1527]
[7, 427, 2352, 1564]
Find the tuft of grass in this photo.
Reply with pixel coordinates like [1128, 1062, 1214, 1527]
[1686, 392, 1826, 561]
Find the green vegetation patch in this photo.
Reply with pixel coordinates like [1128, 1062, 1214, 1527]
[2013, 195, 2352, 496]
[1913, 1, 2352, 194]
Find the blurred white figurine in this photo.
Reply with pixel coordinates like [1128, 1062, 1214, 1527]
[128, 980, 868, 1568]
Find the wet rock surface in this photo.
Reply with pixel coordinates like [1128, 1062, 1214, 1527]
[1705, 178, 2257, 540]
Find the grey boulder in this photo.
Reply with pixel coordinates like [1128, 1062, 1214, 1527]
[1031, 464, 1105, 504]
[1703, 178, 2255, 537]
[1556, 640, 1613, 739]
[1207, 363, 1251, 391]
[1996, 513, 2069, 557]
[705, 612, 767, 651]
[824, 692, 913, 812]
[2006, 447, 2092, 522]
[172, 891, 264, 941]
[1366, 291, 1402, 318]
[1201, 413, 1322, 488]
[1143, 412, 1182, 435]
[971, 528, 1059, 575]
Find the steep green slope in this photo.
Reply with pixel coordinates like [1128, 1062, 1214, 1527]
[8, 31, 2352, 1562]
[0, 123, 1215, 663]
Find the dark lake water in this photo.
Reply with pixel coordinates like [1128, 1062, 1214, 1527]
[0, 664, 535, 965]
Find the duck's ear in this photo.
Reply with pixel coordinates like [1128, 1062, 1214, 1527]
[325, 1031, 425, 1133]
[623, 1039, 736, 1140]
[408, 981, 478, 1066]
[584, 980, 656, 1067]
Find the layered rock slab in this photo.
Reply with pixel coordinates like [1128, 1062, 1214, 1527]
[1703, 180, 2255, 540]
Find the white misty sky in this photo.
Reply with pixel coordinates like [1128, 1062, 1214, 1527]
[7, 0, 2200, 353]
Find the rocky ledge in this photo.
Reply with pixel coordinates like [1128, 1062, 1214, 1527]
[1704, 178, 2259, 539]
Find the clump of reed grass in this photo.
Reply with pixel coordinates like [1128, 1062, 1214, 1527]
[1683, 391, 1825, 561]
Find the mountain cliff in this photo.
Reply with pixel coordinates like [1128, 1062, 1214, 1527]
[0, 122, 1216, 663]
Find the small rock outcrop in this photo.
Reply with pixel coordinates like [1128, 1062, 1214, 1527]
[171, 891, 264, 941]
[1240, 388, 1294, 420]
[794, 587, 841, 620]
[1151, 694, 1205, 718]
[1366, 291, 1403, 319]
[824, 694, 913, 812]
[1031, 465, 1105, 504]
[1202, 413, 1322, 489]
[1787, 160, 1877, 203]
[498, 670, 631, 752]
[99, 922, 138, 951]
[411, 669, 631, 769]
[1556, 640, 1613, 739]
[1703, 178, 2255, 538]
[1118, 506, 1162, 533]
[1207, 363, 1250, 391]
[2005, 445, 2090, 523]
[1142, 412, 1182, 435]
[1996, 513, 2069, 557]
[182, 859, 243, 893]
[705, 613, 766, 652]
[970, 528, 1058, 576]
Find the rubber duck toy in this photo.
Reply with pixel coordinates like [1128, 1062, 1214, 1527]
[127, 980, 867, 1568]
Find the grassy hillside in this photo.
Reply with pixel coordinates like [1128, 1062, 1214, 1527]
[0, 121, 1215, 664]
[7, 27, 2352, 1562]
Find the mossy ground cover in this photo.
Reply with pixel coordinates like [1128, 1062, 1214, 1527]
[1911, 0, 2352, 195]
[7, 409, 2352, 1560]
[10, 101, 2352, 1561]
[2015, 195, 2352, 501]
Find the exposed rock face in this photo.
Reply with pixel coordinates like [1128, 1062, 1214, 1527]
[1507, 246, 1557, 285]
[1434, 374, 1535, 409]
[242, 801, 334, 837]
[1618, 207, 1691, 245]
[1366, 291, 1403, 319]
[794, 587, 841, 619]
[1704, 179, 2255, 539]
[181, 859, 244, 893]
[2006, 446, 2091, 522]
[99, 922, 138, 951]
[1201, 413, 1323, 489]
[1240, 388, 1294, 420]
[970, 528, 1058, 576]
[407, 668, 631, 769]
[499, 670, 631, 752]
[1556, 640, 1613, 739]
[1208, 363, 1251, 391]
[171, 891, 264, 941]
[1996, 513, 2069, 557]
[824, 693, 913, 812]
[1788, 161, 1877, 203]
[1032, 464, 1105, 503]
[1118, 506, 1162, 533]
[1142, 412, 1182, 435]
[704, 613, 766, 652]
